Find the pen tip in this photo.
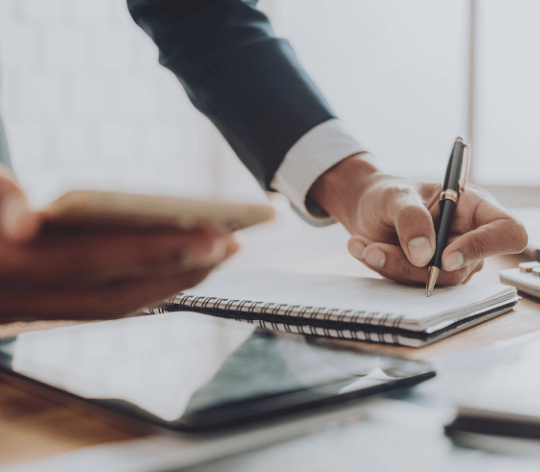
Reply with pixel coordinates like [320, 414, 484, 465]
[426, 266, 439, 297]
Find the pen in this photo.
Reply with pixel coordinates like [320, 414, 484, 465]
[426, 137, 470, 296]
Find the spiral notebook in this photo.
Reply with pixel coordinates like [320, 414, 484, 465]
[146, 268, 520, 347]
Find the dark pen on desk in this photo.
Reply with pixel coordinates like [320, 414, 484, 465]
[426, 137, 471, 296]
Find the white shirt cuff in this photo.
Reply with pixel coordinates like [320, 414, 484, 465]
[270, 119, 365, 225]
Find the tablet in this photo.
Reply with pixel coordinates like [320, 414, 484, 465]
[43, 190, 275, 234]
[0, 313, 435, 431]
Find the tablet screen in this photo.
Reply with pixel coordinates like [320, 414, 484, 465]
[0, 313, 434, 430]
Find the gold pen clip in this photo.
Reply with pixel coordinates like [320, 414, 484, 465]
[456, 139, 471, 193]
[439, 140, 471, 204]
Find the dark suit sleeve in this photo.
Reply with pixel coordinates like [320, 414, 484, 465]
[127, 0, 336, 189]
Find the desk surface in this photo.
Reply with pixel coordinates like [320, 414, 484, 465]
[0, 214, 538, 468]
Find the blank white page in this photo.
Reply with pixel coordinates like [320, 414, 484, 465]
[180, 268, 515, 329]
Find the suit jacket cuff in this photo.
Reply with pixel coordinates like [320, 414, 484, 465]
[270, 119, 365, 226]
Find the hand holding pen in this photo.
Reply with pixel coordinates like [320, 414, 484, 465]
[426, 138, 470, 296]
[311, 145, 528, 288]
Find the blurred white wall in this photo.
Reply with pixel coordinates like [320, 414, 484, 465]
[1, 0, 538, 209]
[276, 0, 540, 186]
[275, 0, 469, 182]
[475, 0, 540, 185]
[0, 0, 266, 207]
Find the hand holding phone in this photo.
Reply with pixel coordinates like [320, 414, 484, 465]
[0, 168, 272, 322]
[43, 190, 275, 233]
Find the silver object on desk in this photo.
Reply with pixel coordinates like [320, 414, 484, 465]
[511, 208, 540, 261]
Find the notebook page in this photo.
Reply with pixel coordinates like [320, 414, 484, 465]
[181, 268, 513, 329]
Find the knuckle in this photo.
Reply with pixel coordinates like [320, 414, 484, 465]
[388, 193, 431, 232]
[396, 260, 413, 282]
[378, 182, 407, 199]
[465, 237, 488, 261]
[396, 205, 427, 225]
[380, 183, 415, 208]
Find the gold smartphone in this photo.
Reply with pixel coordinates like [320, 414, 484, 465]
[43, 190, 275, 233]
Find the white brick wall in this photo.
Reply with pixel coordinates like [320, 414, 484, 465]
[0, 0, 267, 207]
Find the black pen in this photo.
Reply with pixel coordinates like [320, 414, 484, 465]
[426, 138, 470, 296]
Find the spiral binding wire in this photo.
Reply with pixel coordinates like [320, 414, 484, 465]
[144, 293, 407, 345]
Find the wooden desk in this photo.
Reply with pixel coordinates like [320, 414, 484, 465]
[0, 252, 538, 468]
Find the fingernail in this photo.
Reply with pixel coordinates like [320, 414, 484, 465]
[408, 237, 434, 267]
[181, 237, 227, 270]
[444, 252, 465, 271]
[0, 196, 28, 238]
[365, 248, 386, 268]
[348, 239, 366, 260]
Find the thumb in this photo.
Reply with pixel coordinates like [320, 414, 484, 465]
[388, 185, 436, 267]
[0, 166, 40, 242]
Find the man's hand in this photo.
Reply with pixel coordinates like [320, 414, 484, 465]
[310, 154, 528, 285]
[0, 165, 237, 322]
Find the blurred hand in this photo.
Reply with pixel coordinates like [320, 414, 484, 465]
[0, 164, 238, 322]
[310, 154, 528, 286]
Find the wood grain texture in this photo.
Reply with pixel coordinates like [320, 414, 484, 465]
[0, 382, 144, 466]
